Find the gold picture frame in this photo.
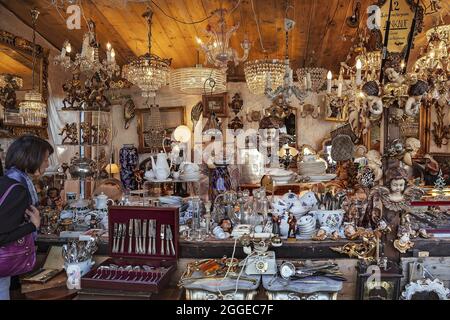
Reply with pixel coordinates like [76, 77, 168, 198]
[324, 95, 349, 122]
[136, 106, 186, 153]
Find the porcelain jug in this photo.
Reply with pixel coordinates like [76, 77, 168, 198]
[93, 192, 114, 210]
[151, 152, 171, 180]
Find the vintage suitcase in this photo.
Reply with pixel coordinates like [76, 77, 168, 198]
[81, 206, 179, 293]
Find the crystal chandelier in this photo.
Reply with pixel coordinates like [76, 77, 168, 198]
[122, 8, 171, 97]
[244, 59, 285, 95]
[296, 67, 328, 92]
[196, 8, 250, 70]
[170, 52, 226, 95]
[414, 24, 449, 83]
[265, 19, 309, 105]
[354, 51, 382, 82]
[19, 9, 47, 127]
[54, 20, 119, 78]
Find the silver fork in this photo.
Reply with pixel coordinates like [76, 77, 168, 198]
[160, 224, 165, 255]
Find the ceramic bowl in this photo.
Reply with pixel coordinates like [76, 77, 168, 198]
[182, 163, 200, 173]
[298, 191, 318, 208]
[313, 209, 345, 233]
[282, 191, 298, 206]
[290, 205, 309, 215]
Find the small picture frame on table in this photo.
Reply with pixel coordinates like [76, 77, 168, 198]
[356, 261, 402, 300]
[202, 93, 228, 118]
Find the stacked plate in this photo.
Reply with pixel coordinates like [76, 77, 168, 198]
[159, 196, 183, 206]
[266, 168, 295, 184]
[308, 173, 337, 182]
[298, 160, 327, 176]
[296, 214, 317, 240]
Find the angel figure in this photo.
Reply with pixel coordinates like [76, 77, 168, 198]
[367, 166, 424, 224]
[365, 166, 424, 254]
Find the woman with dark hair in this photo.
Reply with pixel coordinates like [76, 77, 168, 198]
[0, 135, 53, 300]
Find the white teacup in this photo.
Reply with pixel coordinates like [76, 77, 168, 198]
[182, 163, 199, 173]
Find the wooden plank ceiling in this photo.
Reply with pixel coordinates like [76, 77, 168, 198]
[1, 0, 448, 80]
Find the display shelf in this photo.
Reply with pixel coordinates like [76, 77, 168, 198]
[143, 176, 205, 183]
[55, 144, 109, 147]
[58, 109, 111, 114]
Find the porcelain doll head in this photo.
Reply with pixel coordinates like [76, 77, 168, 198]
[386, 167, 409, 201]
[405, 138, 421, 157]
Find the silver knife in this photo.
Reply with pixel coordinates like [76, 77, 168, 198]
[117, 223, 123, 254]
[120, 223, 126, 253]
[148, 220, 153, 255]
[166, 225, 176, 256]
[160, 224, 165, 255]
[112, 223, 118, 253]
[134, 219, 140, 254]
[128, 219, 133, 254]
[151, 220, 156, 255]
[142, 220, 147, 254]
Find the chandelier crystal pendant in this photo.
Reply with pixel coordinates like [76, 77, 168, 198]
[54, 20, 119, 78]
[196, 8, 250, 70]
[122, 8, 172, 97]
[19, 8, 47, 127]
[244, 59, 285, 95]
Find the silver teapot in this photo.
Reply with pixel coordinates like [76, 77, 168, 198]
[69, 155, 96, 179]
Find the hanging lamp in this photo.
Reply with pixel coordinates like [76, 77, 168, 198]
[19, 8, 47, 127]
[122, 7, 172, 97]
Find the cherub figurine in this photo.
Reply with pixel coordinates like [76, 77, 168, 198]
[367, 167, 424, 222]
[59, 123, 78, 144]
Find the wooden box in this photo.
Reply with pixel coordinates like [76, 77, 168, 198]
[81, 206, 179, 293]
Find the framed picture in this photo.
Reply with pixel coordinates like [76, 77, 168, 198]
[324, 96, 349, 122]
[136, 106, 186, 153]
[203, 93, 228, 118]
[356, 262, 402, 300]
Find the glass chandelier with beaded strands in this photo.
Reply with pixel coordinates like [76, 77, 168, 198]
[170, 51, 226, 95]
[122, 7, 172, 98]
[19, 8, 47, 127]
